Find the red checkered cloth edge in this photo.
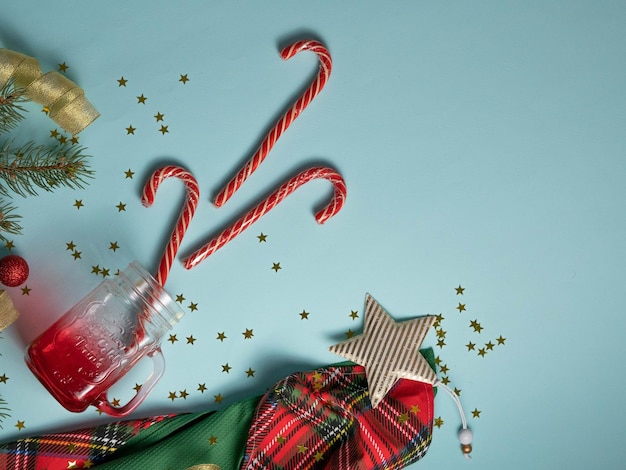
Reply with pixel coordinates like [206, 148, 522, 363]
[241, 364, 434, 470]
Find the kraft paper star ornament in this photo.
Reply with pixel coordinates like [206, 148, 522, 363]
[329, 293, 437, 408]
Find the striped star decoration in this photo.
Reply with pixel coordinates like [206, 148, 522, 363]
[329, 293, 437, 408]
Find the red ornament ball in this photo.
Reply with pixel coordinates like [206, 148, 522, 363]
[0, 255, 29, 287]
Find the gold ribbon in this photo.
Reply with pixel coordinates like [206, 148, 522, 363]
[0, 290, 19, 331]
[0, 49, 99, 134]
[186, 465, 221, 470]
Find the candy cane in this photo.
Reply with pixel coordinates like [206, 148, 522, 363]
[213, 40, 332, 207]
[184, 166, 346, 269]
[142, 165, 200, 285]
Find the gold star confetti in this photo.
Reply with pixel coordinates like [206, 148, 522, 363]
[42, 106, 50, 114]
[133, 383, 142, 392]
[109, 241, 120, 252]
[485, 341, 495, 351]
[221, 363, 232, 373]
[125, 125, 136, 135]
[83, 460, 94, 468]
[472, 408, 481, 418]
[117, 77, 128, 87]
[454, 387, 462, 396]
[15, 420, 25, 430]
[209, 435, 218, 445]
[0, 374, 8, 383]
[436, 328, 446, 338]
[159, 125, 169, 135]
[91, 265, 101, 275]
[168, 391, 177, 401]
[73, 200, 84, 209]
[455, 285, 465, 295]
[272, 262, 281, 272]
[436, 338, 445, 348]
[439, 364, 449, 374]
[179, 74, 189, 84]
[257, 233, 267, 242]
[329, 294, 436, 408]
[216, 332, 226, 342]
[214, 394, 223, 403]
[66, 241, 76, 250]
[477, 348, 487, 357]
[50, 129, 59, 138]
[111, 398, 121, 407]
[198, 383, 207, 393]
[299, 310, 309, 320]
[470, 319, 483, 333]
[72, 250, 82, 260]
[441, 376, 450, 385]
[456, 303, 466, 313]
[4, 240, 14, 250]
[466, 341, 476, 351]
[277, 435, 287, 444]
[345, 329, 355, 339]
[297, 445, 308, 454]
[497, 335, 507, 345]
[434, 356, 441, 365]
[398, 413, 409, 424]
[58, 62, 69, 72]
[101, 268, 110, 277]
[349, 310, 359, 320]
[70, 135, 79, 145]
[188, 302, 198, 312]
[168, 334, 178, 344]
[246, 368, 255, 378]
[242, 328, 254, 339]
[137, 94, 147, 104]
[124, 169, 135, 179]
[315, 452, 324, 462]
[58, 135, 68, 145]
[116, 202, 127, 212]
[21, 285, 31, 295]
[154, 112, 165, 121]
[176, 294, 185, 303]
[179, 389, 189, 399]
[434, 417, 444, 428]
[186, 335, 196, 344]
[67, 443, 77, 454]
[411, 404, 421, 414]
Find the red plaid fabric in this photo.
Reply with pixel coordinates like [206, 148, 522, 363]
[241, 364, 433, 470]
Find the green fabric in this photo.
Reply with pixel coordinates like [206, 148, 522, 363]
[96, 395, 261, 470]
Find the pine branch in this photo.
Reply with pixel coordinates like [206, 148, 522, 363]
[0, 80, 27, 135]
[0, 395, 10, 429]
[0, 201, 21, 242]
[0, 140, 93, 197]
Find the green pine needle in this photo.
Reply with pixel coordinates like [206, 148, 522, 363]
[0, 396, 10, 429]
[0, 201, 21, 241]
[0, 140, 93, 197]
[0, 80, 27, 135]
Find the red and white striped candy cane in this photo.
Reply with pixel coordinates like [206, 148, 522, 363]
[142, 165, 200, 285]
[213, 40, 332, 208]
[184, 166, 346, 269]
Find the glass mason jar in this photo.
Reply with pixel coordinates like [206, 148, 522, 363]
[25, 261, 185, 417]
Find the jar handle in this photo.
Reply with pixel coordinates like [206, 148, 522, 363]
[94, 347, 166, 417]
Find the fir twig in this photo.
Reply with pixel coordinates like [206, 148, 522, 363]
[0, 80, 27, 135]
[0, 201, 21, 241]
[0, 395, 10, 429]
[0, 140, 93, 197]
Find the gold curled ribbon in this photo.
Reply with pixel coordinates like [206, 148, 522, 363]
[186, 465, 221, 470]
[0, 48, 99, 134]
[0, 290, 19, 331]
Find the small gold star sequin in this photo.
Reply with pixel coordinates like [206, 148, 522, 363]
[0, 374, 9, 383]
[117, 77, 128, 87]
[58, 62, 69, 72]
[214, 394, 224, 403]
[497, 335, 507, 345]
[101, 268, 110, 277]
[485, 341, 495, 351]
[434, 417, 444, 428]
[186, 335, 196, 344]
[116, 202, 127, 212]
[179, 389, 189, 399]
[314, 452, 324, 462]
[133, 383, 142, 392]
[179, 74, 189, 84]
[198, 383, 207, 393]
[91, 265, 101, 275]
[221, 363, 231, 373]
[15, 420, 25, 430]
[246, 368, 255, 378]
[111, 398, 121, 407]
[50, 129, 59, 138]
[436, 328, 446, 338]
[349, 310, 359, 320]
[70, 135, 79, 145]
[455, 285, 465, 295]
[439, 364, 449, 374]
[209, 435, 218, 445]
[216, 332, 226, 342]
[72, 250, 82, 260]
[345, 329, 355, 339]
[58, 135, 68, 145]
[477, 348, 487, 357]
[188, 302, 198, 312]
[73, 200, 84, 209]
[271, 262, 281, 272]
[299, 310, 309, 320]
[21, 285, 31, 295]
[176, 294, 185, 303]
[456, 303, 466, 313]
[4, 240, 14, 250]
[411, 404, 421, 414]
[66, 241, 76, 251]
[470, 319, 483, 333]
[125, 125, 136, 135]
[168, 334, 178, 344]
[159, 125, 169, 135]
[398, 413, 409, 424]
[109, 241, 120, 251]
[454, 387, 462, 396]
[168, 391, 177, 401]
[277, 435, 287, 444]
[124, 169, 135, 179]
[137, 94, 148, 104]
[441, 376, 450, 385]
[472, 408, 481, 418]
[242, 328, 254, 339]
[436, 338, 445, 348]
[154, 112, 165, 121]
[466, 341, 476, 351]
[257, 233, 267, 242]
[83, 460, 94, 468]
[297, 445, 308, 454]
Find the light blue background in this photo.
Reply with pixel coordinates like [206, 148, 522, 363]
[0, 2, 625, 469]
